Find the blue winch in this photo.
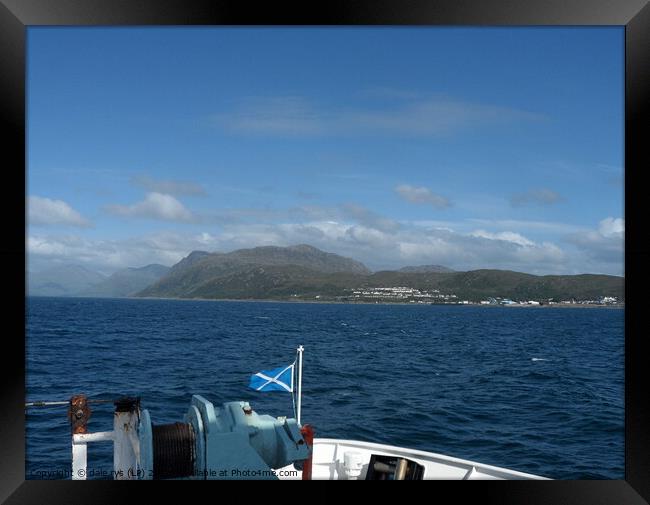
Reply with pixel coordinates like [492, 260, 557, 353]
[137, 395, 310, 479]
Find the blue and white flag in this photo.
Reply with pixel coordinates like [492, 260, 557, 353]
[249, 363, 294, 392]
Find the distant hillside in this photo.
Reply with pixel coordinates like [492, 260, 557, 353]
[137, 244, 371, 298]
[28, 264, 107, 297]
[398, 265, 455, 273]
[79, 264, 170, 298]
[135, 245, 623, 302]
[226, 245, 370, 274]
[170, 250, 211, 273]
[185, 264, 352, 299]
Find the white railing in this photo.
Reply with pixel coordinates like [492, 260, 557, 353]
[71, 410, 139, 480]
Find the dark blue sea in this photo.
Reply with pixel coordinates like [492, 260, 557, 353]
[25, 297, 624, 480]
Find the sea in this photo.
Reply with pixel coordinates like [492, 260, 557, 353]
[25, 296, 624, 480]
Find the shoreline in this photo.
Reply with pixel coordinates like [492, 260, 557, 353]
[30, 295, 623, 309]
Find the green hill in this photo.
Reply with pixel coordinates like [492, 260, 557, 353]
[137, 244, 370, 298]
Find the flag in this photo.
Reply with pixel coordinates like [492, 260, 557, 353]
[249, 363, 294, 392]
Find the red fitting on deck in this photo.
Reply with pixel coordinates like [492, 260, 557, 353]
[300, 424, 314, 480]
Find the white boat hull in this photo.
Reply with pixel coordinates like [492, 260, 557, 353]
[278, 438, 549, 480]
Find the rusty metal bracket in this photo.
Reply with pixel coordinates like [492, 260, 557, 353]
[68, 394, 91, 434]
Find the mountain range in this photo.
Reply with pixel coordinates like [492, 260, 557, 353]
[27, 264, 108, 297]
[136, 244, 623, 302]
[28, 264, 169, 298]
[79, 264, 170, 298]
[27, 244, 624, 302]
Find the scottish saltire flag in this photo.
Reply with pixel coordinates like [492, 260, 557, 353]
[249, 363, 294, 392]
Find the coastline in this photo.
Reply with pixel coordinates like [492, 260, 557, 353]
[34, 295, 623, 309]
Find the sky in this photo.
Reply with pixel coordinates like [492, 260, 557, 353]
[26, 27, 624, 276]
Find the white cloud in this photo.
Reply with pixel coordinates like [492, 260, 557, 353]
[28, 196, 91, 227]
[395, 185, 450, 208]
[192, 221, 569, 274]
[466, 218, 586, 235]
[200, 203, 400, 230]
[568, 217, 625, 247]
[215, 96, 324, 136]
[198, 232, 216, 245]
[106, 192, 194, 222]
[350, 98, 541, 136]
[27, 216, 623, 277]
[130, 175, 207, 196]
[565, 217, 624, 271]
[396, 227, 566, 274]
[510, 188, 563, 207]
[27, 231, 221, 273]
[469, 230, 535, 247]
[340, 204, 400, 232]
[213, 95, 542, 138]
[598, 217, 624, 238]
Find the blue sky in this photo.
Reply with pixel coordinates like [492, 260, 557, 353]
[27, 27, 624, 275]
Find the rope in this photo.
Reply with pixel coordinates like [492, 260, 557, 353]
[25, 399, 116, 408]
[152, 422, 195, 479]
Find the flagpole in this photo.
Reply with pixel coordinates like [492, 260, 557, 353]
[297, 345, 304, 425]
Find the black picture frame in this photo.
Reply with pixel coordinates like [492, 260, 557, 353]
[2, 0, 648, 503]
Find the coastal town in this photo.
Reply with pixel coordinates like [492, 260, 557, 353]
[329, 286, 623, 307]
